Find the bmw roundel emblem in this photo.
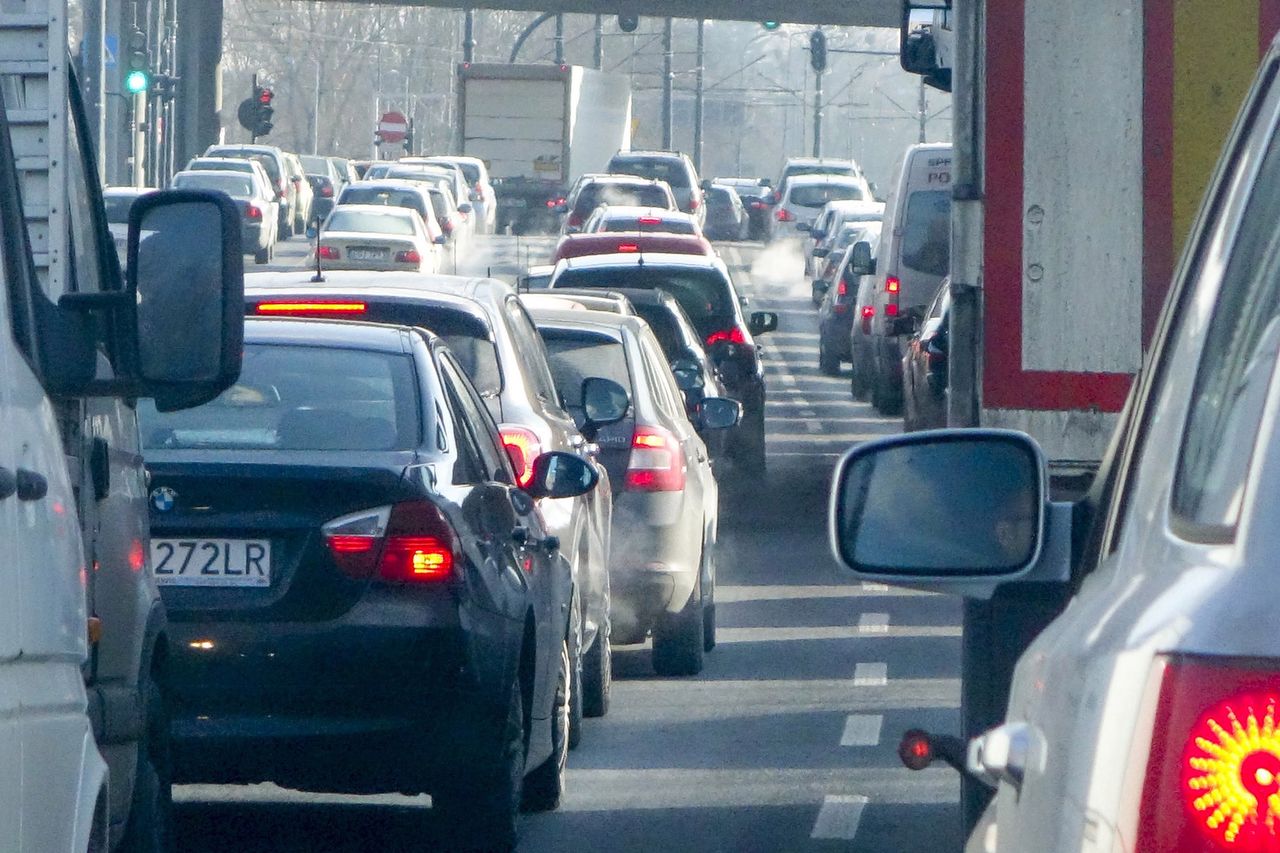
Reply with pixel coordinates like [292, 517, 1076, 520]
[151, 487, 177, 513]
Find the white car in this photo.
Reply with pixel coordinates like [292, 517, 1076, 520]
[829, 42, 1280, 852]
[417, 155, 497, 235]
[314, 204, 442, 272]
[770, 174, 873, 241]
[102, 185, 154, 267]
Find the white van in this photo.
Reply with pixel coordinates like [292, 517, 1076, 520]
[855, 142, 952, 414]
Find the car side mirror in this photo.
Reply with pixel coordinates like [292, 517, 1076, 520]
[128, 190, 245, 411]
[458, 202, 473, 214]
[796, 222, 812, 233]
[696, 397, 741, 431]
[890, 315, 919, 337]
[813, 280, 830, 295]
[525, 451, 598, 499]
[850, 241, 875, 275]
[830, 430, 1072, 598]
[552, 203, 568, 214]
[748, 311, 778, 336]
[581, 376, 629, 429]
[811, 229, 827, 241]
[670, 358, 704, 392]
[812, 246, 829, 258]
[434, 234, 447, 245]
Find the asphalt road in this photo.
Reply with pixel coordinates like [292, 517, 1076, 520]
[176, 234, 965, 852]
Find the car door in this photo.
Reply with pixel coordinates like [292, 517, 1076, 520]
[978, 55, 1280, 853]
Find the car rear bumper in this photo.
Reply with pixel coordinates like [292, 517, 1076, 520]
[609, 503, 700, 639]
[241, 221, 270, 250]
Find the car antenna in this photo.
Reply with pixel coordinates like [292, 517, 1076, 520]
[309, 216, 325, 283]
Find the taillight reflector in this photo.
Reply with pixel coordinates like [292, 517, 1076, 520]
[245, 205, 262, 221]
[1137, 657, 1280, 852]
[776, 208, 794, 222]
[625, 426, 686, 492]
[256, 301, 367, 314]
[499, 425, 542, 489]
[322, 501, 458, 584]
[705, 326, 747, 346]
[318, 245, 341, 260]
[395, 250, 422, 264]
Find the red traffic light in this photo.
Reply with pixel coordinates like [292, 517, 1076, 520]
[257, 87, 273, 104]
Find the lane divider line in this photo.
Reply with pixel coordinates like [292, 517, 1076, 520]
[861, 582, 890, 592]
[857, 613, 890, 634]
[839, 714, 884, 747]
[810, 794, 869, 840]
[853, 662, 888, 686]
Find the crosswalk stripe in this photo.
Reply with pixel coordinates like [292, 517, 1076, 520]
[840, 714, 884, 747]
[810, 794, 869, 839]
[853, 662, 888, 686]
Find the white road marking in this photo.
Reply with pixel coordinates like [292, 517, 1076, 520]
[858, 612, 890, 634]
[853, 662, 888, 686]
[810, 794, 869, 840]
[840, 714, 884, 747]
[861, 582, 890, 592]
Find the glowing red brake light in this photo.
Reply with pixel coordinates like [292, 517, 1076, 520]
[861, 305, 875, 318]
[638, 216, 662, 226]
[705, 326, 747, 346]
[256, 301, 367, 314]
[837, 280, 848, 297]
[322, 501, 458, 584]
[688, 197, 700, 211]
[245, 205, 262, 221]
[321, 184, 334, 198]
[625, 426, 686, 492]
[1136, 657, 1280, 853]
[317, 245, 341, 260]
[886, 276, 901, 294]
[499, 425, 542, 489]
[546, 196, 567, 208]
[395, 249, 422, 264]
[617, 243, 640, 252]
[885, 275, 901, 316]
[776, 207, 794, 222]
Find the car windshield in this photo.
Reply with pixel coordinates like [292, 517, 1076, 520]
[173, 173, 254, 197]
[900, 189, 952, 275]
[789, 183, 866, 207]
[138, 343, 420, 451]
[538, 330, 634, 409]
[554, 266, 735, 338]
[325, 209, 416, 235]
[300, 155, 330, 174]
[609, 158, 691, 188]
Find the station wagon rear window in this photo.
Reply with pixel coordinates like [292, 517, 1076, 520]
[173, 173, 254, 198]
[139, 344, 421, 451]
[789, 184, 867, 208]
[609, 158, 691, 188]
[577, 184, 671, 213]
[326, 209, 416, 235]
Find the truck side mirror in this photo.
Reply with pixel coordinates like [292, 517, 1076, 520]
[850, 241, 875, 275]
[900, 1, 953, 92]
[129, 190, 244, 411]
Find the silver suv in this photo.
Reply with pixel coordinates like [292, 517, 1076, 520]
[606, 150, 706, 227]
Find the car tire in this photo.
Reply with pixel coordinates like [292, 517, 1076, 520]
[522, 639, 570, 812]
[872, 376, 904, 416]
[653, 585, 705, 677]
[254, 245, 270, 265]
[818, 340, 841, 376]
[581, 628, 611, 718]
[733, 410, 767, 478]
[434, 677, 524, 853]
[702, 571, 717, 652]
[118, 676, 172, 853]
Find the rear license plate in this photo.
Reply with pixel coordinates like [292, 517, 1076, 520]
[349, 248, 389, 262]
[151, 539, 271, 587]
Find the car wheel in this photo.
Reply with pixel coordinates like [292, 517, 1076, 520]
[653, 583, 705, 677]
[254, 245, 270, 265]
[434, 677, 524, 852]
[850, 362, 869, 400]
[582, 628, 611, 718]
[732, 408, 767, 478]
[702, 571, 717, 653]
[818, 340, 841, 376]
[872, 375, 904, 416]
[522, 639, 570, 812]
[118, 676, 172, 853]
[811, 283, 825, 306]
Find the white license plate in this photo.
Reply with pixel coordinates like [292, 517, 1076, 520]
[349, 248, 389, 262]
[151, 539, 271, 587]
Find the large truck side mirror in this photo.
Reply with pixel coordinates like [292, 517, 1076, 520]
[900, 1, 953, 92]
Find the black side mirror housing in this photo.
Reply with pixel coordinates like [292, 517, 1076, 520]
[581, 376, 630, 432]
[748, 311, 779, 336]
[850, 241, 876, 276]
[525, 451, 599, 499]
[890, 315, 920, 337]
[812, 246, 829, 259]
[697, 397, 742, 431]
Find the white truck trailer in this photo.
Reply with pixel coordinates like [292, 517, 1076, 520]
[457, 62, 631, 234]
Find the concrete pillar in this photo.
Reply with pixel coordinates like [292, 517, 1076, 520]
[174, 0, 222, 168]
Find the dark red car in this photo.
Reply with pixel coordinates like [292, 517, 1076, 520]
[902, 277, 951, 431]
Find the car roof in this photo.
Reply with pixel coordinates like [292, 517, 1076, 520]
[245, 276, 498, 325]
[208, 144, 280, 155]
[555, 252, 728, 274]
[582, 174, 664, 186]
[246, 270, 510, 300]
[330, 203, 415, 216]
[526, 306, 650, 339]
[103, 186, 155, 197]
[244, 316, 427, 353]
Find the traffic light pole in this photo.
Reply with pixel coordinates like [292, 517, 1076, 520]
[132, 89, 147, 188]
[813, 67, 823, 157]
[251, 72, 258, 143]
[661, 18, 673, 149]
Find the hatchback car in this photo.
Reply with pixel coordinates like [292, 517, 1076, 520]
[702, 184, 750, 241]
[417, 155, 497, 235]
[771, 174, 874, 241]
[205, 143, 296, 237]
[549, 252, 778, 476]
[170, 170, 278, 264]
[813, 220, 882, 307]
[314, 204, 441, 273]
[336, 180, 448, 265]
[560, 176, 678, 235]
[243, 273, 616, 730]
[817, 227, 881, 376]
[805, 199, 886, 284]
[605, 150, 705, 226]
[141, 317, 599, 851]
[713, 177, 773, 240]
[529, 308, 739, 675]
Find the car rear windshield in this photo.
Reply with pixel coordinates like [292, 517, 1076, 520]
[576, 184, 670, 214]
[345, 304, 501, 396]
[173, 173, 254, 197]
[601, 217, 696, 235]
[138, 343, 421, 451]
[326, 209, 416, 235]
[208, 149, 279, 182]
[103, 195, 139, 224]
[554, 267, 734, 339]
[340, 187, 429, 218]
[190, 159, 252, 175]
[538, 330, 634, 410]
[789, 184, 866, 208]
[900, 189, 952, 276]
[609, 158, 691, 189]
[785, 164, 858, 180]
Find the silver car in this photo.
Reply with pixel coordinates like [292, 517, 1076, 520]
[170, 170, 279, 264]
[529, 308, 740, 676]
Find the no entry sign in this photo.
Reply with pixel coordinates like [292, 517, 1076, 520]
[377, 111, 408, 143]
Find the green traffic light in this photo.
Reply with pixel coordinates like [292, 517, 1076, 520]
[761, 20, 781, 30]
[124, 69, 150, 94]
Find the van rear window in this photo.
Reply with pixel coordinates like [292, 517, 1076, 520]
[900, 190, 952, 276]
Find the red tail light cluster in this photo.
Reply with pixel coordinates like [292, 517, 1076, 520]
[861, 305, 875, 318]
[688, 198, 701, 211]
[546, 196, 567, 208]
[321, 184, 334, 198]
[245, 205, 263, 221]
[775, 207, 794, 222]
[1136, 657, 1280, 852]
[705, 326, 747, 346]
[750, 200, 765, 210]
[499, 425, 542, 489]
[885, 276, 901, 317]
[395, 250, 422, 264]
[318, 245, 341, 260]
[625, 426, 686, 492]
[323, 501, 459, 584]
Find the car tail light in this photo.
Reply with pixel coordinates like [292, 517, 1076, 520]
[861, 305, 875, 318]
[322, 502, 459, 584]
[395, 250, 422, 264]
[638, 216, 662, 226]
[776, 207, 794, 222]
[618, 243, 640, 252]
[318, 245, 341, 260]
[885, 276, 901, 317]
[1136, 657, 1280, 853]
[321, 184, 334, 198]
[499, 425, 542, 489]
[625, 426, 686, 492]
[689, 197, 700, 210]
[546, 196, 567, 208]
[837, 280, 848, 297]
[750, 200, 765, 209]
[245, 205, 262, 221]
[256, 301, 367, 314]
[567, 212, 583, 228]
[705, 326, 747, 346]
[443, 218, 455, 234]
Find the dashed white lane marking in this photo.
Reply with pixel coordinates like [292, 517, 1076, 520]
[810, 794, 869, 839]
[853, 662, 888, 686]
[861, 582, 890, 592]
[840, 714, 884, 747]
[858, 612, 890, 634]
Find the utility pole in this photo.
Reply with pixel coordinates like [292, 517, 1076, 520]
[661, 18, 673, 149]
[463, 9, 475, 63]
[812, 69, 823, 157]
[312, 60, 321, 155]
[554, 14, 564, 65]
[693, 20, 704, 172]
[593, 15, 603, 68]
[83, 0, 106, 178]
[918, 77, 928, 142]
